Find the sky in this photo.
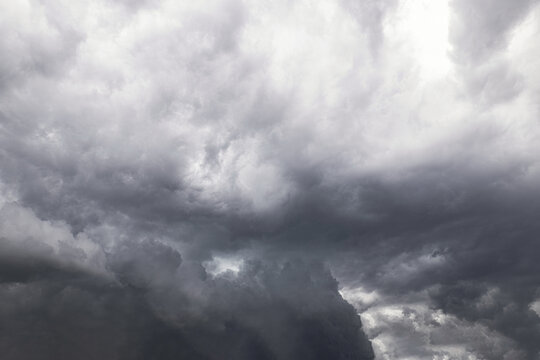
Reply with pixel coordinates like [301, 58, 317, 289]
[1, 0, 540, 359]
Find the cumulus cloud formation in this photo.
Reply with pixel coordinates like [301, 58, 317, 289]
[1, 0, 540, 358]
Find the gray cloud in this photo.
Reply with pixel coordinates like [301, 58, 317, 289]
[0, 253, 374, 360]
[1, 0, 540, 358]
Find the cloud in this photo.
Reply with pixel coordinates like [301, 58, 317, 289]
[1, 0, 540, 358]
[0, 255, 374, 360]
[358, 296, 527, 360]
[0, 200, 108, 282]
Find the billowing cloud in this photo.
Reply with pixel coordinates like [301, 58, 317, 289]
[1, 0, 540, 358]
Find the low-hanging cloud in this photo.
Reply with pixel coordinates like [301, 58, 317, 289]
[1, 0, 540, 358]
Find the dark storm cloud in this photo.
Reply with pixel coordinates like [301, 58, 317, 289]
[0, 253, 374, 360]
[430, 282, 540, 357]
[1, 0, 540, 359]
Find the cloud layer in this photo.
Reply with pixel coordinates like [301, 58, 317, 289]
[1, 0, 540, 358]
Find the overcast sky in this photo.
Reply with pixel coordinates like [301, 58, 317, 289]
[1, 0, 540, 359]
